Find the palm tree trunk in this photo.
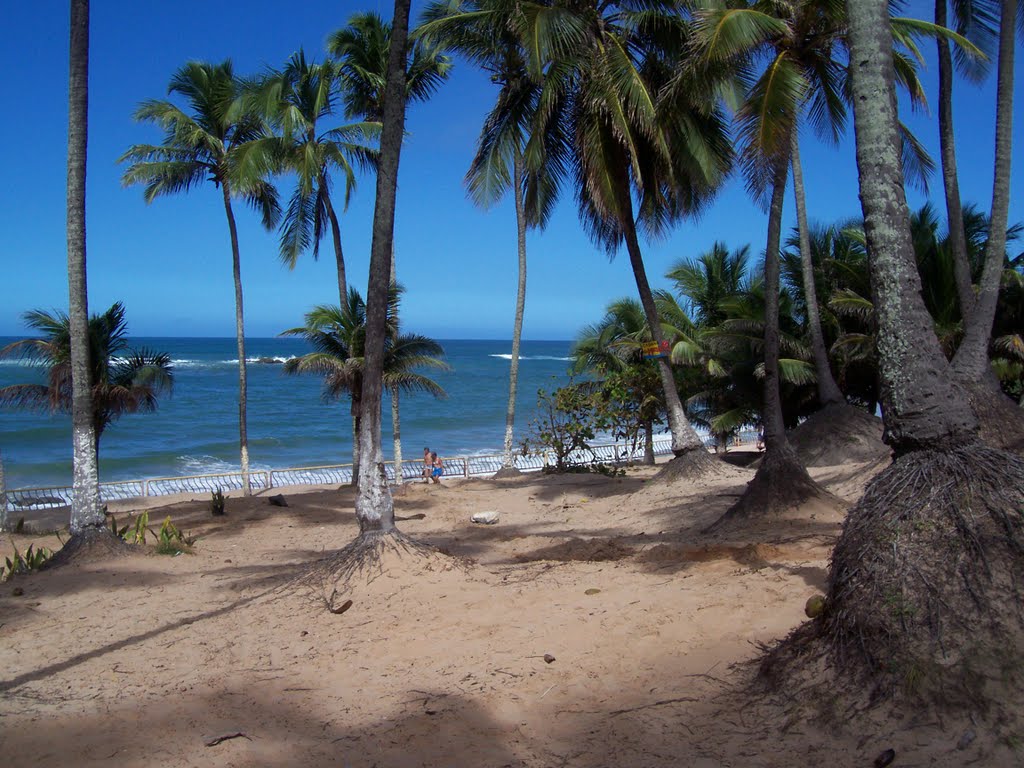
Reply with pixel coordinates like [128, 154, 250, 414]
[952, 0, 1017, 380]
[763, 153, 795, 454]
[221, 180, 251, 495]
[643, 419, 655, 466]
[935, 0, 975, 319]
[502, 149, 528, 469]
[790, 131, 844, 406]
[846, 0, 978, 450]
[351, 384, 361, 487]
[323, 176, 347, 303]
[619, 209, 704, 457]
[354, 0, 412, 534]
[389, 243, 403, 484]
[66, 0, 101, 534]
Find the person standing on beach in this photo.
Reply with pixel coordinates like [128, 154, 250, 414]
[422, 447, 432, 483]
[430, 452, 443, 484]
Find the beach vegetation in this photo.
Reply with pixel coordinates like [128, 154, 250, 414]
[120, 60, 281, 497]
[0, 303, 174, 463]
[521, 381, 601, 473]
[109, 510, 149, 545]
[154, 516, 193, 555]
[210, 489, 226, 517]
[1, 541, 54, 581]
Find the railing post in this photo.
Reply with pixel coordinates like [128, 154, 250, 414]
[143, 479, 149, 497]
[463, 456, 469, 479]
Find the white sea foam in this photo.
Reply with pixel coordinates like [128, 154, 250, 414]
[488, 353, 572, 361]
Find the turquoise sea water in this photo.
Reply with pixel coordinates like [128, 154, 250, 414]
[0, 338, 574, 490]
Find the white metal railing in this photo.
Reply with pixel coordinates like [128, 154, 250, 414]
[3, 430, 759, 517]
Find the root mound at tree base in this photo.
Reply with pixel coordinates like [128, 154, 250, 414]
[491, 466, 523, 480]
[759, 443, 1024, 725]
[654, 446, 737, 483]
[789, 403, 889, 467]
[708, 446, 842, 531]
[294, 529, 468, 610]
[43, 525, 136, 568]
[961, 379, 1024, 454]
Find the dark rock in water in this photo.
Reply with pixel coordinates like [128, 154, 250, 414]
[268, 494, 288, 507]
[255, 357, 281, 364]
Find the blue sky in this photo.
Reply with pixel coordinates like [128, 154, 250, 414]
[2, 0, 1021, 341]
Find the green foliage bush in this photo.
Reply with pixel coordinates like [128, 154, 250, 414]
[1, 541, 53, 581]
[210, 488, 226, 517]
[154, 516, 193, 555]
[110, 510, 149, 544]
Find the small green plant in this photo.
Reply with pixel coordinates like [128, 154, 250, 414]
[154, 516, 194, 555]
[2, 541, 54, 581]
[210, 488, 226, 517]
[110, 510, 149, 544]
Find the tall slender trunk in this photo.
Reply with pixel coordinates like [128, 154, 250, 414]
[221, 180, 250, 495]
[935, 0, 975, 318]
[323, 174, 347, 302]
[502, 149, 528, 468]
[763, 151, 794, 453]
[390, 246, 403, 484]
[643, 419, 654, 466]
[846, 0, 978, 451]
[621, 218, 704, 456]
[791, 131, 844, 406]
[66, 0, 101, 534]
[355, 0, 412, 533]
[952, 0, 1017, 379]
[351, 382, 361, 487]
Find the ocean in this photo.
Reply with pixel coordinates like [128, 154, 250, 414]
[0, 337, 575, 490]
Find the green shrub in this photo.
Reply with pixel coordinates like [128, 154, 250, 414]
[154, 516, 194, 555]
[210, 489, 226, 517]
[2, 542, 53, 581]
[110, 510, 149, 544]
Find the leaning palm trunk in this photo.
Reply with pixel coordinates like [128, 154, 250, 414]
[934, 0, 974, 318]
[221, 181, 251, 495]
[66, 0, 101, 534]
[502, 150, 528, 470]
[619, 208, 705, 460]
[389, 246, 403, 484]
[953, 0, 1017, 380]
[353, 0, 413, 535]
[323, 173, 347, 302]
[791, 132, 844, 406]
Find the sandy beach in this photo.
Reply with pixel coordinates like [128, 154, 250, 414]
[0, 454, 1012, 767]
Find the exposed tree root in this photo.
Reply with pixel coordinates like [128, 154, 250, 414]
[292, 529, 453, 610]
[709, 444, 838, 531]
[789, 403, 890, 467]
[960, 379, 1024, 454]
[655, 446, 729, 483]
[43, 525, 136, 569]
[759, 443, 1024, 726]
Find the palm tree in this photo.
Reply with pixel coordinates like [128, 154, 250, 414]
[0, 304, 174, 462]
[933, 0, 1000, 316]
[328, 11, 452, 123]
[282, 287, 447, 485]
[351, 0, 415, 540]
[250, 51, 379, 304]
[120, 61, 280, 496]
[768, 0, 1024, 719]
[535, 0, 733, 471]
[330, 13, 452, 488]
[65, 0, 101, 537]
[572, 298, 662, 463]
[952, 0, 1020, 398]
[420, 0, 562, 473]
